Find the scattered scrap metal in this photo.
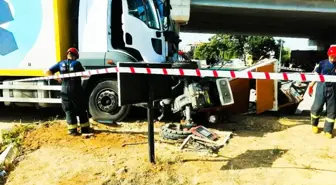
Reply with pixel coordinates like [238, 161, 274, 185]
[160, 123, 232, 154]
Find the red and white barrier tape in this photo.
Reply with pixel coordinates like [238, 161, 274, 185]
[12, 67, 336, 83]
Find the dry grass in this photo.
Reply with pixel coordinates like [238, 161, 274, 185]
[5, 115, 336, 185]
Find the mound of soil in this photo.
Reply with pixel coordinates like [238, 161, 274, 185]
[6, 122, 187, 185]
[22, 122, 147, 152]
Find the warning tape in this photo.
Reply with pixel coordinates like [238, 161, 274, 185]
[11, 67, 336, 83]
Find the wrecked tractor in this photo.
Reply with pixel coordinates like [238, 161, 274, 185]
[156, 61, 235, 153]
[158, 59, 308, 151]
[156, 62, 235, 127]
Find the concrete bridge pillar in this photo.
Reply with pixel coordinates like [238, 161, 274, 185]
[170, 0, 191, 24]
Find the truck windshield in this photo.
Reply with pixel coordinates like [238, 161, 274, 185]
[153, 0, 164, 22]
[127, 0, 161, 30]
[152, 0, 176, 31]
[145, 0, 161, 30]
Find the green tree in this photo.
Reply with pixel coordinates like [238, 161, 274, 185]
[282, 47, 291, 62]
[279, 47, 291, 66]
[193, 34, 282, 62]
[194, 43, 214, 60]
[246, 36, 280, 60]
[193, 34, 244, 60]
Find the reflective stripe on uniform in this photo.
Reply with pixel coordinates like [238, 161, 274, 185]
[313, 64, 319, 72]
[326, 117, 335, 123]
[80, 122, 90, 127]
[67, 124, 78, 130]
[311, 114, 320, 119]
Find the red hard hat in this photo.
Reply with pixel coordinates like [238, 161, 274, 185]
[327, 45, 336, 57]
[67, 47, 79, 58]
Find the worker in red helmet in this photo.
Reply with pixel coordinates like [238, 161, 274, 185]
[308, 45, 336, 138]
[45, 48, 91, 136]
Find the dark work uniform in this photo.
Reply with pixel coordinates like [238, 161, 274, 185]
[49, 59, 90, 133]
[311, 59, 336, 134]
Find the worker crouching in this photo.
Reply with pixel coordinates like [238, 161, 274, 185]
[45, 48, 91, 136]
[308, 45, 336, 139]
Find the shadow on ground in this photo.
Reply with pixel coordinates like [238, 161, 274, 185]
[220, 149, 288, 170]
[208, 112, 311, 138]
[0, 104, 64, 124]
[180, 149, 336, 173]
[0, 104, 150, 125]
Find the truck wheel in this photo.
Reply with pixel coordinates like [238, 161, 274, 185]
[160, 123, 192, 140]
[89, 80, 131, 122]
[161, 123, 192, 135]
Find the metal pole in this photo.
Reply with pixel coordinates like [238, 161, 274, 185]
[147, 83, 155, 164]
[279, 40, 283, 66]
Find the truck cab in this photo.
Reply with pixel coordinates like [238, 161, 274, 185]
[78, 0, 179, 66]
[77, 0, 181, 122]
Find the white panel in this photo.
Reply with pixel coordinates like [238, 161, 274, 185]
[0, 84, 61, 90]
[78, 0, 88, 51]
[20, 0, 56, 69]
[0, 97, 61, 103]
[81, 0, 108, 52]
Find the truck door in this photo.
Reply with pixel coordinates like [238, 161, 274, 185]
[121, 0, 165, 63]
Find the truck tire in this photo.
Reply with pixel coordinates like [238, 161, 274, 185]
[161, 123, 192, 135]
[160, 123, 192, 140]
[160, 131, 188, 140]
[88, 80, 131, 122]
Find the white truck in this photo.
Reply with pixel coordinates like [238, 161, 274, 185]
[0, 0, 183, 122]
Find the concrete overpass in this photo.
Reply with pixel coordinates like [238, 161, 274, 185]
[171, 0, 336, 48]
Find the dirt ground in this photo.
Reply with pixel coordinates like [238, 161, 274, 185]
[4, 114, 336, 185]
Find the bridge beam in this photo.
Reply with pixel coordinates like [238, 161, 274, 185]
[191, 0, 336, 13]
[180, 1, 336, 38]
[309, 39, 336, 51]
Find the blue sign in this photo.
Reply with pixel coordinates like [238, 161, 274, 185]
[0, 0, 42, 68]
[0, 0, 17, 56]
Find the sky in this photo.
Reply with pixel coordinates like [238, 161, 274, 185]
[179, 32, 318, 51]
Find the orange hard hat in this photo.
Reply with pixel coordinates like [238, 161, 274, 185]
[67, 47, 79, 58]
[327, 45, 336, 57]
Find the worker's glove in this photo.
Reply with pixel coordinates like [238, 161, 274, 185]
[308, 86, 314, 97]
